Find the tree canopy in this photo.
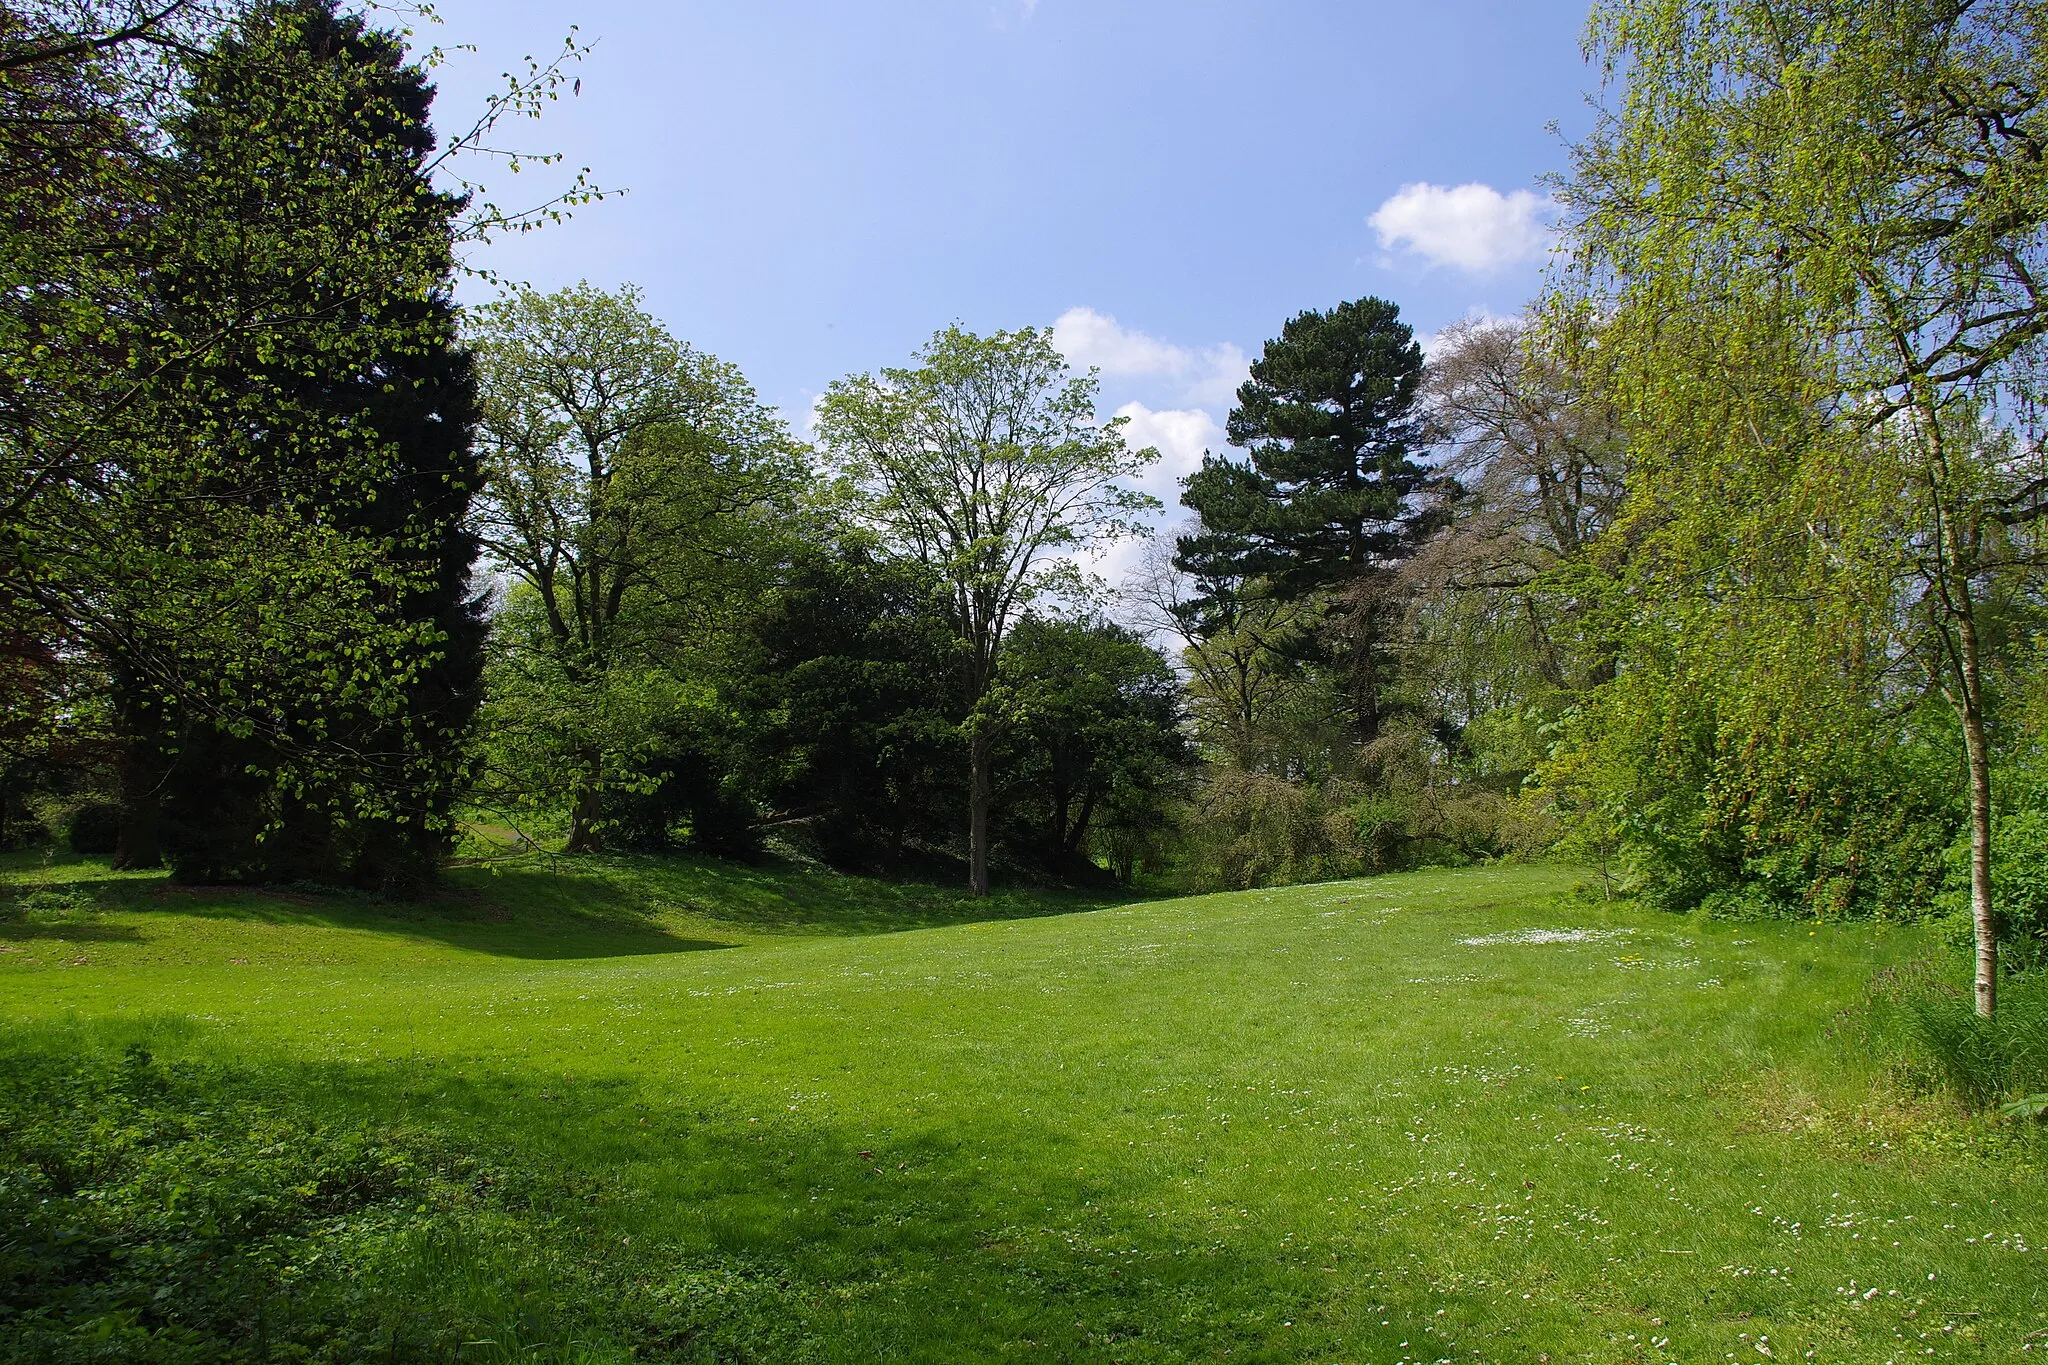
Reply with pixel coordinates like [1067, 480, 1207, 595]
[1178, 297, 1444, 743]
[817, 324, 1157, 894]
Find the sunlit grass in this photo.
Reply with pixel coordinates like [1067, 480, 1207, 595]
[3, 856, 2042, 1361]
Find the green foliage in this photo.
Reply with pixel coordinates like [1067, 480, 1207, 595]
[1549, 0, 2048, 1016]
[1179, 770, 1359, 890]
[1941, 807, 2048, 971]
[468, 283, 806, 854]
[1178, 297, 1435, 603]
[0, 2, 498, 891]
[0, 1046, 530, 1363]
[817, 324, 1160, 686]
[1864, 962, 2048, 1107]
[1177, 591, 1341, 777]
[65, 803, 119, 857]
[1178, 297, 1443, 743]
[2002, 1092, 2048, 1120]
[746, 545, 965, 870]
[996, 614, 1193, 881]
[143, 0, 487, 892]
[5, 883, 99, 921]
[1542, 662, 1958, 919]
[817, 323, 1159, 893]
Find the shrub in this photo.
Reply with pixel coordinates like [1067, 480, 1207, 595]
[1182, 771, 1350, 890]
[66, 802, 121, 856]
[1338, 792, 1409, 873]
[1940, 808, 2048, 972]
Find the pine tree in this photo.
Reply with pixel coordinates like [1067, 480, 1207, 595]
[1177, 297, 1442, 743]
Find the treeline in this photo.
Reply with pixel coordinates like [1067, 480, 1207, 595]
[0, 0, 1193, 896]
[461, 287, 1189, 884]
[9, 0, 2048, 1007]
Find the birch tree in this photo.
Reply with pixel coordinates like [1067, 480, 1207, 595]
[1567, 0, 2048, 1015]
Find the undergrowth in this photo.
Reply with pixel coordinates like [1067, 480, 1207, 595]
[0, 1046, 626, 1363]
[1857, 959, 2048, 1108]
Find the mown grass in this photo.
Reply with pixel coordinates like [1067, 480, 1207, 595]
[2, 854, 2043, 1362]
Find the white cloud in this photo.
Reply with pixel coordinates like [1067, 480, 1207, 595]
[1415, 306, 1515, 359]
[1368, 182, 1556, 274]
[1046, 401, 1221, 598]
[786, 391, 825, 439]
[1052, 307, 1248, 408]
[1112, 400, 1221, 505]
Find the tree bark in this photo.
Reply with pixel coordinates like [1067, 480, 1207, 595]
[969, 729, 992, 897]
[1351, 604, 1381, 746]
[565, 750, 604, 854]
[1067, 788, 1098, 864]
[112, 736, 163, 870]
[1050, 779, 1071, 872]
[1957, 612, 1997, 1019]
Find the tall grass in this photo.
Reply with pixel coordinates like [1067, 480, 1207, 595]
[1864, 960, 2048, 1105]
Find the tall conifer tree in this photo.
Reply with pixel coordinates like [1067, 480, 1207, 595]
[139, 0, 483, 889]
[1177, 297, 1442, 743]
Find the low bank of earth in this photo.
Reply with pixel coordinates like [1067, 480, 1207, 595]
[1, 854, 2040, 1362]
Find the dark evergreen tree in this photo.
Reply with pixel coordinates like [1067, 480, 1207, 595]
[1177, 297, 1444, 743]
[747, 545, 964, 870]
[996, 615, 1192, 881]
[140, 0, 484, 890]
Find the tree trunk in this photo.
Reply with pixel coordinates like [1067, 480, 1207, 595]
[1050, 780, 1070, 872]
[1067, 788, 1098, 864]
[565, 750, 604, 854]
[112, 736, 164, 870]
[1916, 400, 1996, 1019]
[969, 730, 992, 897]
[1956, 613, 1996, 1019]
[1351, 606, 1381, 745]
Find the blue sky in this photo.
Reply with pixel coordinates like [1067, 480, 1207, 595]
[417, 0, 1601, 571]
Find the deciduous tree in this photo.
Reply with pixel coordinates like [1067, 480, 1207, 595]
[817, 325, 1157, 895]
[468, 283, 803, 851]
[1567, 0, 2048, 1015]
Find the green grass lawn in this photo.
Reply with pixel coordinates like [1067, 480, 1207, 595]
[2, 853, 2042, 1362]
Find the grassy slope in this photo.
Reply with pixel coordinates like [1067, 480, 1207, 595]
[2, 854, 2043, 1362]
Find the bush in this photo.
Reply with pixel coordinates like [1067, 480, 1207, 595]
[1535, 671, 1958, 919]
[1179, 765, 1554, 892]
[66, 802, 121, 856]
[1182, 771, 1350, 890]
[1940, 808, 2048, 972]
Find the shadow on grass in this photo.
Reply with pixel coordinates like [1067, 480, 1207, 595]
[1, 871, 726, 963]
[0, 848, 1138, 962]
[0, 914, 146, 944]
[457, 851, 1138, 939]
[0, 1021, 1334, 1363]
